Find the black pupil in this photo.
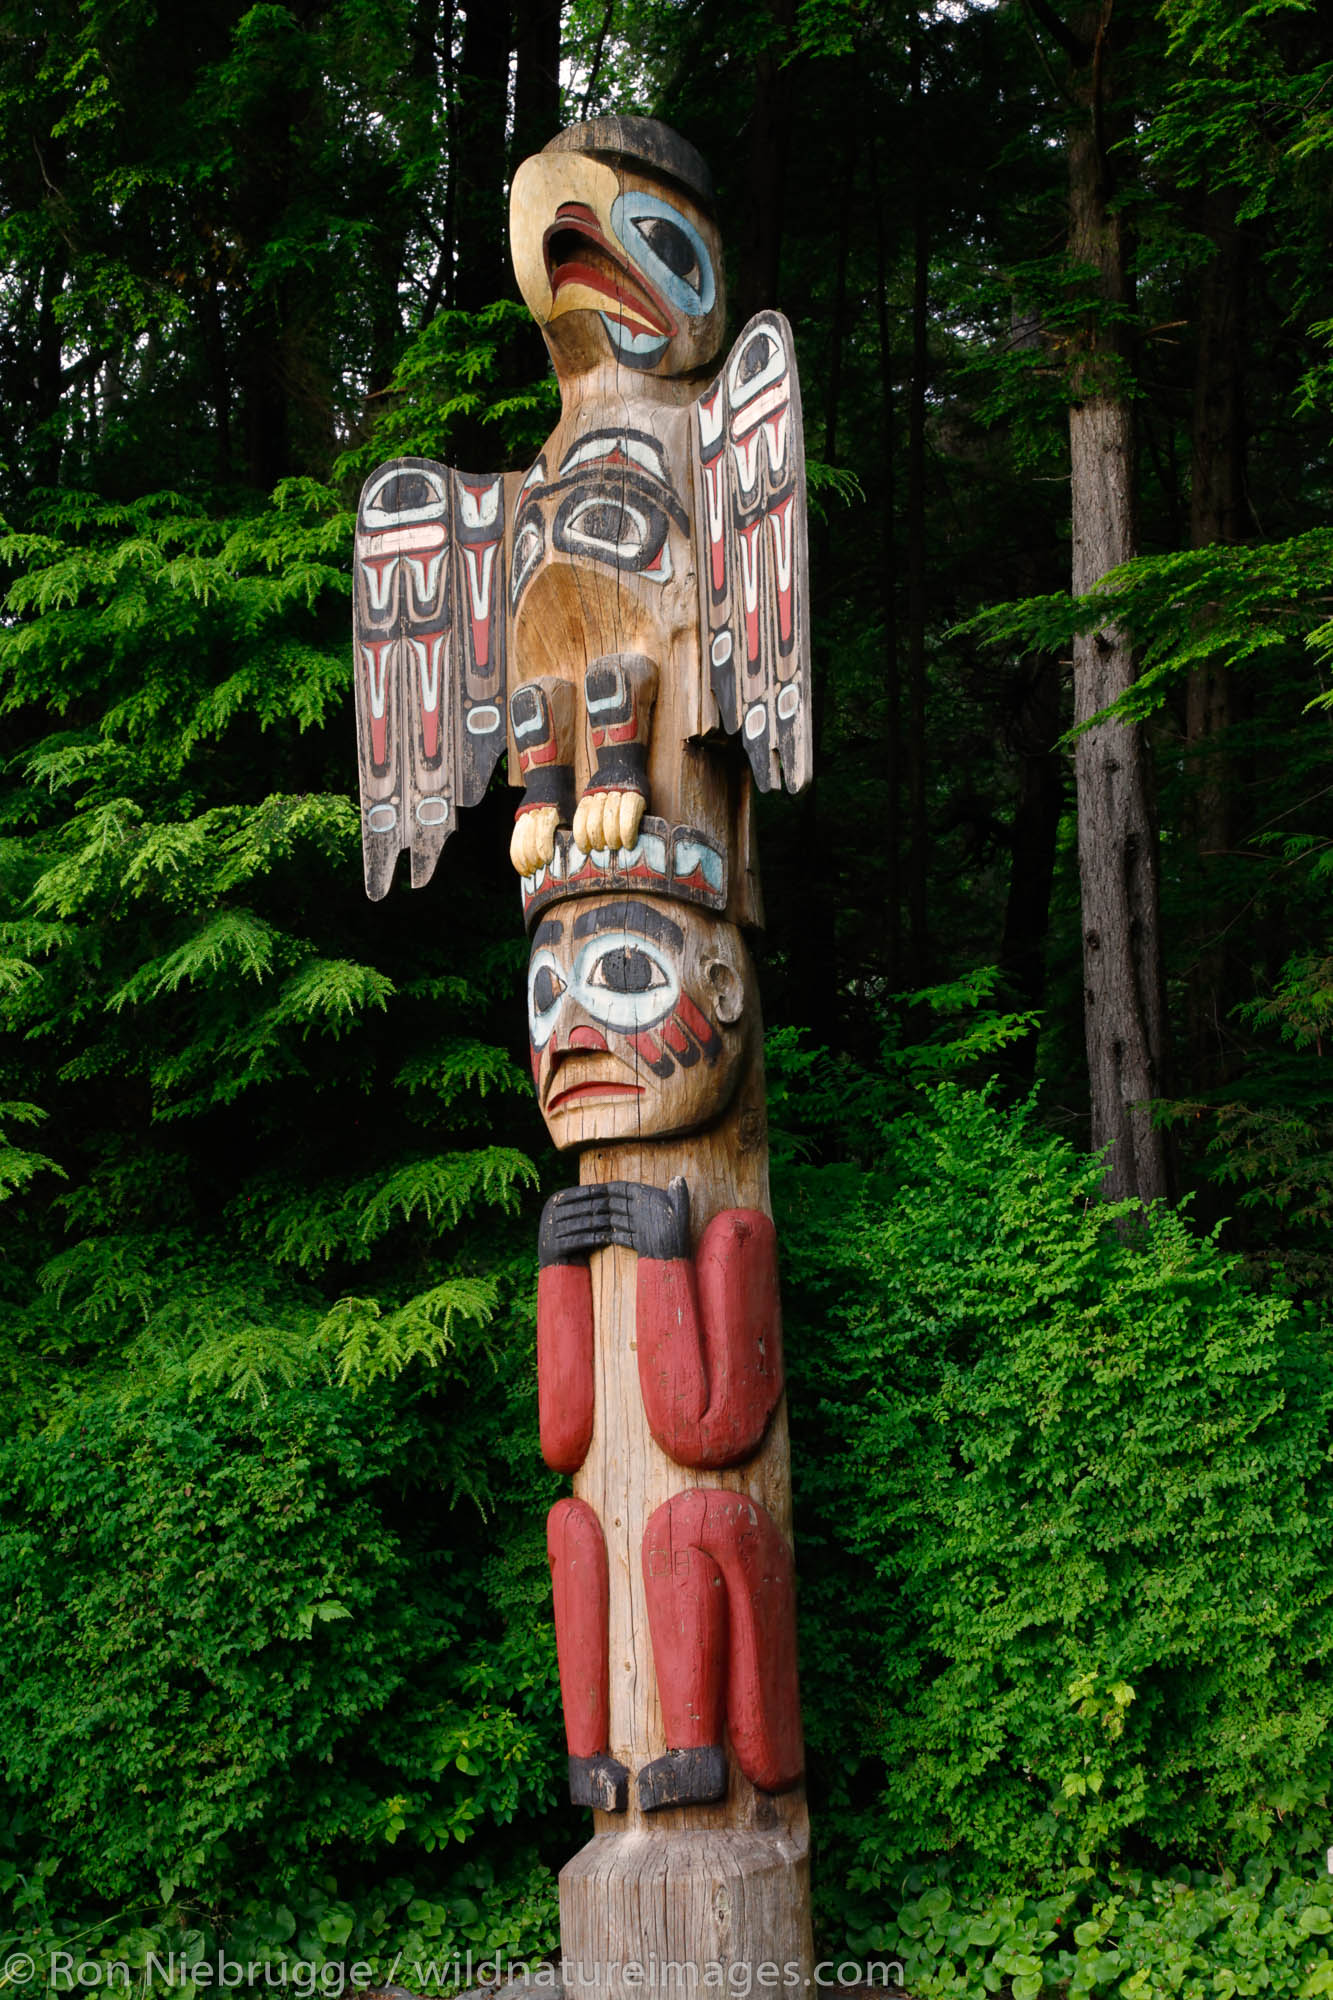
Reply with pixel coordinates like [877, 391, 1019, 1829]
[740, 334, 771, 383]
[533, 964, 562, 1012]
[638, 217, 698, 285]
[601, 947, 654, 994]
[578, 503, 629, 543]
[383, 472, 435, 512]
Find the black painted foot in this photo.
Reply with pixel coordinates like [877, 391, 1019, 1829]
[637, 1744, 727, 1812]
[568, 1752, 629, 1812]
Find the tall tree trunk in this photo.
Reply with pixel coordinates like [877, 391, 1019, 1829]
[905, 22, 930, 980]
[454, 0, 513, 314]
[874, 203, 903, 995]
[998, 653, 1064, 1081]
[1185, 185, 1248, 1085]
[1067, 1, 1172, 1202]
[512, 0, 561, 167]
[788, 127, 854, 1049]
[736, 0, 796, 324]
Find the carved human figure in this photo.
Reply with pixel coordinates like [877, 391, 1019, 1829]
[530, 891, 803, 1812]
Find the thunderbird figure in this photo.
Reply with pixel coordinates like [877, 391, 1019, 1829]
[352, 114, 811, 918]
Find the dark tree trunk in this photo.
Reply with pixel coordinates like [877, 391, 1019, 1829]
[873, 171, 903, 994]
[736, 0, 796, 324]
[1185, 184, 1249, 1084]
[787, 129, 854, 1051]
[1066, 0, 1172, 1203]
[905, 24, 930, 981]
[34, 258, 64, 488]
[454, 0, 513, 314]
[512, 0, 562, 167]
[998, 655, 1064, 1081]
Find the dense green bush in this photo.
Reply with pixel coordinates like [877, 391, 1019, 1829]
[782, 1071, 1333, 1934]
[0, 1336, 565, 1943]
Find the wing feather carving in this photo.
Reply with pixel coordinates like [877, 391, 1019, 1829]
[691, 312, 811, 795]
[352, 457, 510, 898]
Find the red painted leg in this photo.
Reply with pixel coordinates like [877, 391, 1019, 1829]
[547, 1497, 628, 1811]
[640, 1488, 803, 1807]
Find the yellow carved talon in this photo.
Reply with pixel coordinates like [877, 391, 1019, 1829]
[510, 805, 560, 876]
[601, 789, 623, 849]
[621, 792, 646, 850]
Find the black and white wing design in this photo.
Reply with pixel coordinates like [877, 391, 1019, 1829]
[691, 312, 811, 794]
[353, 458, 511, 898]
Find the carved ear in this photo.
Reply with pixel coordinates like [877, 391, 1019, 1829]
[704, 959, 745, 1025]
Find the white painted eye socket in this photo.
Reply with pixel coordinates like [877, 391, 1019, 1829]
[564, 495, 651, 564]
[554, 490, 671, 576]
[611, 191, 716, 319]
[528, 949, 567, 1047]
[572, 932, 679, 1033]
[362, 464, 447, 528]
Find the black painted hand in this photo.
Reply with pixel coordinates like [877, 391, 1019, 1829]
[538, 1185, 615, 1266]
[602, 1177, 691, 1261]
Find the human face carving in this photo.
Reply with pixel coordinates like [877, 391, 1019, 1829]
[527, 896, 751, 1148]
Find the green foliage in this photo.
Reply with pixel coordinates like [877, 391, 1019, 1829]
[0, 1360, 562, 1913]
[784, 1079, 1333, 1922]
[852, 1859, 1333, 2000]
[956, 532, 1333, 731]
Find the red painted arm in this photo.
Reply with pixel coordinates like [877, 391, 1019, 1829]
[538, 1260, 595, 1472]
[635, 1207, 784, 1468]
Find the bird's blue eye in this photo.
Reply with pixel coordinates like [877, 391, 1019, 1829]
[612, 192, 716, 320]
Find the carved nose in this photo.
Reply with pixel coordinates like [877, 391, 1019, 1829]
[567, 1025, 609, 1053]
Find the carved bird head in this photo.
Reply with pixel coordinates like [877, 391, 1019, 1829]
[510, 115, 726, 389]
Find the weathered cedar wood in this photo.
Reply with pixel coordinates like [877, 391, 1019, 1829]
[352, 117, 815, 1991]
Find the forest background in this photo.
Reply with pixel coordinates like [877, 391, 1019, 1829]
[5, 0, 1333, 1994]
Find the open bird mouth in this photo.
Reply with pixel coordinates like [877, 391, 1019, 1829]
[543, 203, 673, 344]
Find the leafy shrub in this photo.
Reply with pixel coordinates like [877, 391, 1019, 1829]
[862, 1856, 1333, 2000]
[783, 1077, 1333, 1921]
[0, 1346, 565, 1938]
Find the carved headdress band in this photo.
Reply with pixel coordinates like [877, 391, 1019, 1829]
[519, 816, 726, 931]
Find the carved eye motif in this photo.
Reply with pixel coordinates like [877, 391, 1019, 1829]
[727, 323, 787, 405]
[553, 488, 671, 579]
[528, 951, 567, 1046]
[611, 191, 716, 320]
[362, 464, 448, 528]
[572, 932, 679, 1033]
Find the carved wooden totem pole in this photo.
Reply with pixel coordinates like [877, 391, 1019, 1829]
[353, 118, 814, 1994]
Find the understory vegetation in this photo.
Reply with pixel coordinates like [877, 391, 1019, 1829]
[5, 0, 1333, 1995]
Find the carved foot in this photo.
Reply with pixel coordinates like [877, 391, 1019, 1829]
[569, 1751, 629, 1812]
[572, 787, 647, 856]
[637, 1744, 727, 1812]
[510, 803, 562, 876]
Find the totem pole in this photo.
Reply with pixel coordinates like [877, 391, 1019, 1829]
[353, 117, 814, 1994]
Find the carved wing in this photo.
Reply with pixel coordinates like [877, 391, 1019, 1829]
[691, 312, 811, 795]
[353, 458, 511, 898]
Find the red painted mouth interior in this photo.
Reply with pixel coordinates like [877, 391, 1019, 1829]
[546, 1078, 646, 1114]
[543, 211, 673, 337]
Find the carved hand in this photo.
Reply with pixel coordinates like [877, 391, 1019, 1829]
[601, 1178, 692, 1261]
[538, 1185, 616, 1266]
